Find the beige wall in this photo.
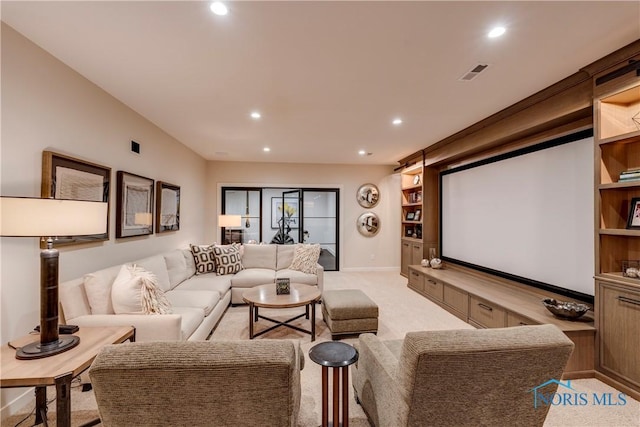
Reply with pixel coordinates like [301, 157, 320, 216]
[0, 24, 208, 414]
[206, 161, 401, 270]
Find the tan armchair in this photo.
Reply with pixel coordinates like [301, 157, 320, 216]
[89, 340, 304, 427]
[352, 325, 574, 427]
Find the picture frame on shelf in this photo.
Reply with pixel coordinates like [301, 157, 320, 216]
[116, 171, 154, 238]
[405, 227, 414, 237]
[41, 150, 111, 247]
[627, 197, 640, 230]
[156, 181, 180, 233]
[405, 211, 415, 221]
[414, 209, 421, 221]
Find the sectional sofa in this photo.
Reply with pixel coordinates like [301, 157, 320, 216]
[59, 244, 324, 342]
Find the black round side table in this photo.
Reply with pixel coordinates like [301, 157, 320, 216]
[309, 341, 359, 427]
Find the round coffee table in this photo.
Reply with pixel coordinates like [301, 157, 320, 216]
[242, 283, 321, 341]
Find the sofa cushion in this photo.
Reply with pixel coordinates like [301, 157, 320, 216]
[165, 290, 220, 316]
[242, 244, 277, 269]
[163, 250, 192, 289]
[171, 306, 205, 340]
[213, 245, 243, 275]
[133, 255, 172, 292]
[111, 265, 173, 315]
[190, 244, 217, 275]
[289, 244, 321, 274]
[275, 269, 318, 286]
[177, 274, 232, 295]
[82, 265, 121, 318]
[231, 268, 276, 288]
[276, 245, 296, 270]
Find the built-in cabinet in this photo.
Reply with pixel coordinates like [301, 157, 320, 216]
[408, 265, 595, 378]
[400, 162, 438, 277]
[593, 59, 640, 399]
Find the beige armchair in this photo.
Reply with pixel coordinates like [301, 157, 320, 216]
[352, 325, 574, 427]
[89, 340, 304, 427]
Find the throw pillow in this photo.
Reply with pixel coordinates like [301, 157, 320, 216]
[190, 244, 217, 275]
[111, 264, 173, 315]
[212, 244, 244, 275]
[289, 244, 321, 274]
[84, 273, 115, 315]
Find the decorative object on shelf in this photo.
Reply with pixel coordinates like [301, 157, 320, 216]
[415, 224, 422, 239]
[627, 197, 640, 230]
[405, 211, 415, 221]
[430, 258, 442, 269]
[405, 227, 414, 237]
[116, 171, 154, 238]
[41, 150, 111, 246]
[414, 209, 421, 221]
[0, 197, 107, 359]
[413, 175, 421, 186]
[156, 181, 180, 233]
[622, 260, 640, 279]
[542, 298, 589, 320]
[420, 259, 429, 267]
[428, 247, 437, 261]
[276, 278, 291, 295]
[357, 212, 380, 237]
[356, 183, 380, 208]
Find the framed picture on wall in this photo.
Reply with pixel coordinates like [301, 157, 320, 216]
[627, 197, 640, 230]
[41, 150, 111, 247]
[116, 171, 154, 238]
[271, 197, 299, 229]
[156, 181, 180, 233]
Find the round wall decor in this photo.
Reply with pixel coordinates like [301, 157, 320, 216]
[356, 183, 380, 208]
[357, 212, 380, 237]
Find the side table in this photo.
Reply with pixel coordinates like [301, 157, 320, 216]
[1, 326, 135, 427]
[309, 341, 359, 427]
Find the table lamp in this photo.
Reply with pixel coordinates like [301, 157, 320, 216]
[218, 214, 241, 244]
[0, 197, 108, 359]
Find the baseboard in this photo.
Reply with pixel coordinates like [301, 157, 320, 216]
[0, 387, 34, 422]
[341, 267, 400, 273]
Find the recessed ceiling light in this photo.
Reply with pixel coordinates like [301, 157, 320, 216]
[392, 118, 403, 126]
[488, 27, 506, 38]
[263, 147, 271, 152]
[250, 111, 261, 119]
[210, 2, 228, 16]
[358, 150, 366, 156]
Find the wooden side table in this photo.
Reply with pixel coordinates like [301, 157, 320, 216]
[309, 341, 359, 427]
[1, 326, 135, 427]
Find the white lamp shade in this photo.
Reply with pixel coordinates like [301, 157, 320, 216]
[0, 197, 108, 237]
[218, 214, 242, 228]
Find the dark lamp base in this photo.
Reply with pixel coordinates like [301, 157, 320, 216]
[16, 335, 80, 360]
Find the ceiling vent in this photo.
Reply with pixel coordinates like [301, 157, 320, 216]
[459, 63, 489, 81]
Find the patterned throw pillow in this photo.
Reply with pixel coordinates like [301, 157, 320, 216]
[212, 244, 244, 275]
[289, 244, 321, 274]
[111, 264, 172, 315]
[190, 244, 216, 275]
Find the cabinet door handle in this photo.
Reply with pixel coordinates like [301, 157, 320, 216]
[519, 322, 528, 326]
[427, 279, 437, 286]
[617, 296, 640, 306]
[478, 303, 493, 312]
[413, 245, 421, 250]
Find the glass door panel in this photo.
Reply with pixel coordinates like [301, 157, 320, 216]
[302, 190, 338, 271]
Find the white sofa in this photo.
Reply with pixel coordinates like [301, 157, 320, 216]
[59, 244, 324, 342]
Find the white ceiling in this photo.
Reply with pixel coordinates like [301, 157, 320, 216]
[2, 1, 639, 165]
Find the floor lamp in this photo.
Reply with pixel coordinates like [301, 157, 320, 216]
[219, 214, 241, 244]
[0, 197, 108, 359]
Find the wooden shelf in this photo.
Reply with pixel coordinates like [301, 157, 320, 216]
[599, 181, 640, 190]
[599, 229, 640, 237]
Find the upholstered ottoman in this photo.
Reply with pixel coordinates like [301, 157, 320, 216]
[322, 289, 378, 340]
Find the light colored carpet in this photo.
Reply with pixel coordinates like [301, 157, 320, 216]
[5, 271, 639, 426]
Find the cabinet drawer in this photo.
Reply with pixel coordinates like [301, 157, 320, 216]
[423, 276, 444, 301]
[469, 296, 506, 328]
[507, 312, 537, 327]
[408, 268, 424, 292]
[443, 284, 468, 315]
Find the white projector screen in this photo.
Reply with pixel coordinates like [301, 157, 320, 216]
[440, 131, 594, 300]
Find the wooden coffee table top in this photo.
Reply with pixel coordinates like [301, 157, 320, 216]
[243, 283, 321, 308]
